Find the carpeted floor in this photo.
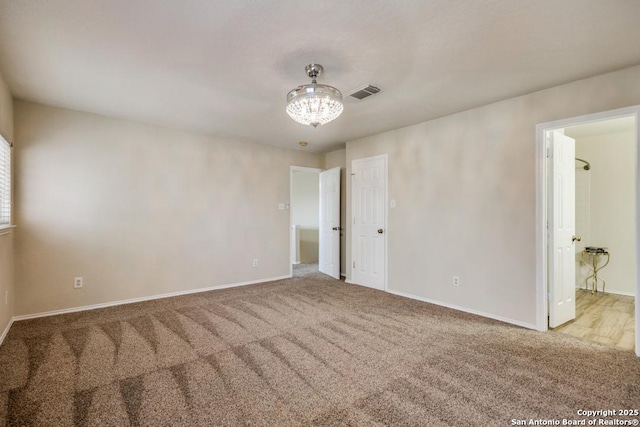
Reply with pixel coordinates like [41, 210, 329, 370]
[1, 265, 639, 426]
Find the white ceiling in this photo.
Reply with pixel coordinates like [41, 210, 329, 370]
[1, 1, 640, 153]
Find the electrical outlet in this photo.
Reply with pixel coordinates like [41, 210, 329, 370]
[252, 259, 259, 267]
[74, 277, 83, 289]
[452, 276, 460, 286]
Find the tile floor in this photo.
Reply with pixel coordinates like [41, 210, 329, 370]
[554, 289, 635, 351]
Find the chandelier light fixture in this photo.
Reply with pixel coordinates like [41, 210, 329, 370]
[286, 64, 343, 128]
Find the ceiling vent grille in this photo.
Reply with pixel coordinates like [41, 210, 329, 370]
[348, 85, 381, 100]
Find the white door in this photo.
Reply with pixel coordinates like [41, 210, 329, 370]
[352, 155, 387, 290]
[319, 167, 340, 279]
[549, 131, 577, 328]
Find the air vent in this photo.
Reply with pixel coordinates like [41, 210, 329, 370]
[348, 84, 381, 100]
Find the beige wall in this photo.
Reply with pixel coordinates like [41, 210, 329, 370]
[575, 130, 636, 295]
[14, 101, 322, 316]
[345, 64, 640, 327]
[0, 70, 14, 339]
[291, 170, 319, 228]
[324, 149, 346, 276]
[298, 229, 319, 264]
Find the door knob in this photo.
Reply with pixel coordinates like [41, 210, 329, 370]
[332, 227, 340, 231]
[378, 229, 384, 234]
[572, 235, 582, 242]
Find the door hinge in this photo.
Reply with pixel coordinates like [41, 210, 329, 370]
[546, 147, 551, 158]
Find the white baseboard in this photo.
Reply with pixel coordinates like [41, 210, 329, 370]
[575, 286, 635, 297]
[0, 318, 14, 347]
[603, 289, 635, 297]
[386, 289, 537, 330]
[342, 282, 538, 329]
[12, 275, 291, 322]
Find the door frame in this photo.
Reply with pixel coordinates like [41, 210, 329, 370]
[289, 166, 323, 278]
[535, 105, 640, 357]
[349, 154, 389, 291]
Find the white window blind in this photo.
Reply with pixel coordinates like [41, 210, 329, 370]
[0, 136, 10, 226]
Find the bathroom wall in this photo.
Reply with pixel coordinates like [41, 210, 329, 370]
[574, 166, 591, 255]
[291, 170, 319, 263]
[573, 129, 636, 295]
[567, 131, 637, 295]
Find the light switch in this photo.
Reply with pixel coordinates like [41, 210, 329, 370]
[278, 203, 285, 210]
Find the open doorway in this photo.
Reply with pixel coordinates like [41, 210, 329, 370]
[536, 106, 640, 357]
[290, 167, 321, 275]
[290, 165, 342, 279]
[555, 117, 636, 350]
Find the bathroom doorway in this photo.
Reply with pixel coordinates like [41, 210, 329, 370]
[536, 106, 639, 356]
[555, 117, 636, 350]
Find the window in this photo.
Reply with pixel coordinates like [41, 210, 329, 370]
[0, 135, 10, 226]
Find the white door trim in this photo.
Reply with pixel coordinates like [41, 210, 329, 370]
[290, 166, 323, 278]
[535, 105, 640, 357]
[350, 154, 389, 291]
